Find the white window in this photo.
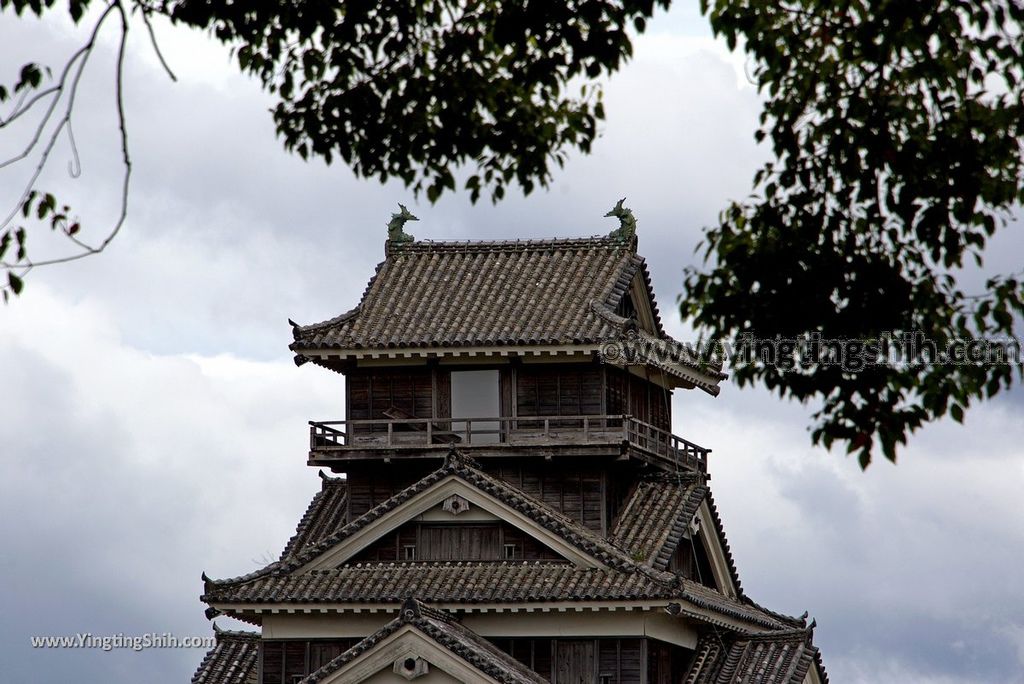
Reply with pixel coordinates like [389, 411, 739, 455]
[450, 370, 500, 444]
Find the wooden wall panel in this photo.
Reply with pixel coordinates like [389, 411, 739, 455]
[488, 462, 608, 534]
[605, 367, 672, 432]
[490, 638, 647, 684]
[349, 520, 561, 564]
[517, 366, 603, 419]
[434, 369, 451, 420]
[419, 525, 500, 561]
[261, 640, 359, 684]
[619, 639, 643, 684]
[346, 463, 433, 519]
[347, 369, 433, 430]
[555, 640, 596, 683]
[646, 639, 690, 684]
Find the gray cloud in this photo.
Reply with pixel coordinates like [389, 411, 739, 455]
[2, 5, 1022, 684]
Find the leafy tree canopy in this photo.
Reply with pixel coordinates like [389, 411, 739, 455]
[685, 0, 1024, 465]
[2, 0, 1022, 465]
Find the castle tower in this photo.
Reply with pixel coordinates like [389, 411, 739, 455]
[192, 210, 828, 684]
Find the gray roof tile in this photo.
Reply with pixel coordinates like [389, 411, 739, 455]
[280, 472, 348, 560]
[684, 628, 827, 684]
[203, 454, 797, 634]
[301, 598, 548, 684]
[191, 628, 259, 684]
[610, 471, 706, 569]
[204, 561, 672, 605]
[212, 450, 658, 587]
[290, 237, 659, 352]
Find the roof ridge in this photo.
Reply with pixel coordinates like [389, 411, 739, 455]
[318, 469, 346, 486]
[398, 597, 453, 624]
[388, 235, 633, 253]
[638, 469, 705, 484]
[739, 596, 810, 630]
[210, 624, 261, 641]
[676, 582, 788, 631]
[738, 625, 817, 642]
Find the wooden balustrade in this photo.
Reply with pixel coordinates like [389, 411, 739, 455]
[309, 415, 708, 470]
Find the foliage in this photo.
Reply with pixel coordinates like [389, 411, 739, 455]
[3, 0, 1024, 464]
[684, 0, 1024, 465]
[0, 0, 662, 290]
[160, 0, 667, 203]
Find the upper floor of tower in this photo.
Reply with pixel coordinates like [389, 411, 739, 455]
[288, 208, 726, 473]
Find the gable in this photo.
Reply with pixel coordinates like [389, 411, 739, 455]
[610, 473, 742, 598]
[690, 500, 739, 599]
[300, 600, 549, 684]
[316, 625, 502, 684]
[610, 473, 705, 569]
[623, 270, 661, 336]
[299, 475, 604, 571]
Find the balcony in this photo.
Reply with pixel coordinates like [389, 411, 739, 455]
[308, 415, 709, 472]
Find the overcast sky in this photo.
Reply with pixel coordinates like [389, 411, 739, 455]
[2, 5, 1023, 684]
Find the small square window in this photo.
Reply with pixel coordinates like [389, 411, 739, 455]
[599, 674, 614, 684]
[403, 545, 416, 561]
[503, 544, 518, 560]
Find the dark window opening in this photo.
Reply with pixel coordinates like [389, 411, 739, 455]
[691, 534, 719, 591]
[616, 292, 636, 320]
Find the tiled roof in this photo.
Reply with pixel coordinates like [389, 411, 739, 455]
[301, 598, 548, 684]
[203, 453, 791, 631]
[290, 237, 660, 352]
[684, 628, 826, 684]
[609, 471, 756, 606]
[204, 561, 673, 605]
[604, 471, 813, 633]
[610, 471, 707, 569]
[675, 584, 792, 632]
[212, 450, 656, 586]
[191, 627, 259, 684]
[205, 562, 789, 632]
[280, 472, 348, 560]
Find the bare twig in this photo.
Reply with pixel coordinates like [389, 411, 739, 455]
[66, 117, 81, 178]
[140, 8, 178, 82]
[0, 85, 61, 127]
[1, 1, 133, 278]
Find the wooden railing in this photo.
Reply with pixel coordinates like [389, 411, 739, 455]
[309, 415, 708, 470]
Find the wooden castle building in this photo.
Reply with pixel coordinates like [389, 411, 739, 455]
[192, 206, 828, 684]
